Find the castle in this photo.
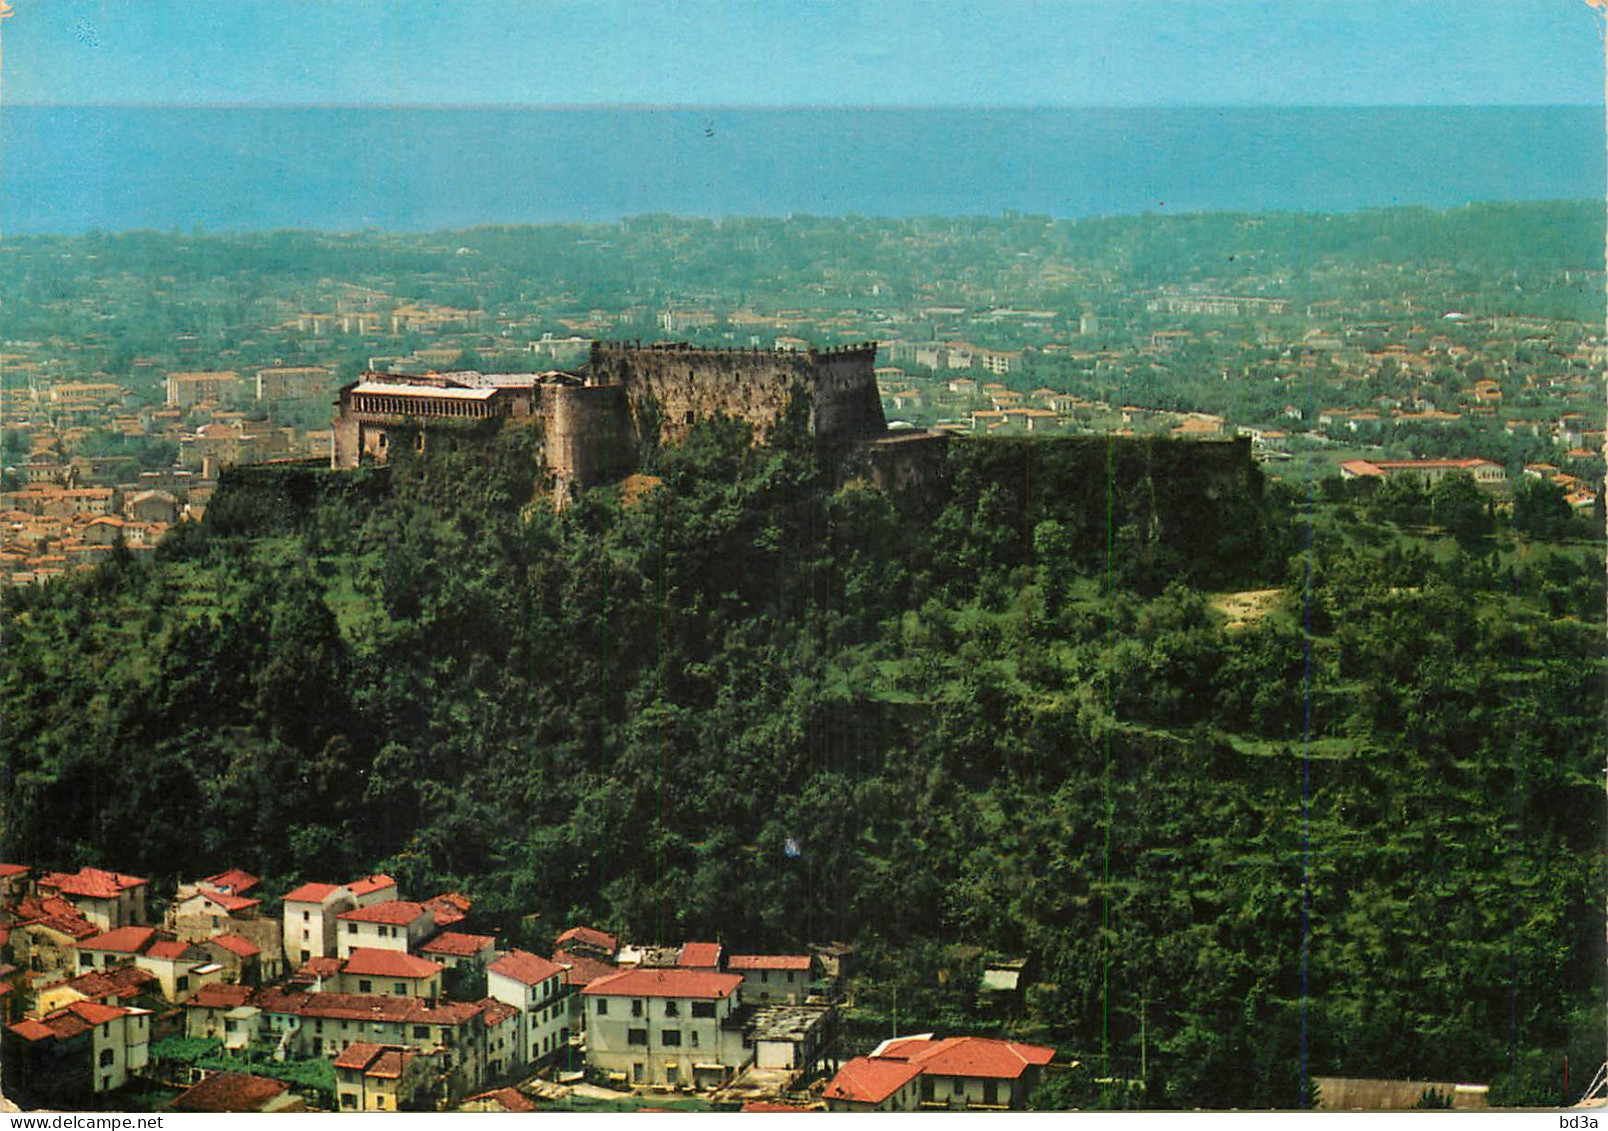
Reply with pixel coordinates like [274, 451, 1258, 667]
[330, 341, 888, 498]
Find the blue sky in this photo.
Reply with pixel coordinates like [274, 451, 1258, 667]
[4, 0, 1603, 107]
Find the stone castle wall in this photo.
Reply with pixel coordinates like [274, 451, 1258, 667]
[589, 341, 886, 448]
[542, 383, 637, 494]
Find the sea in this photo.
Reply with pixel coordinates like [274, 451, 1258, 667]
[2, 105, 1602, 234]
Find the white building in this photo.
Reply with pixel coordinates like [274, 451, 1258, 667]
[335, 901, 434, 958]
[486, 949, 569, 1071]
[579, 967, 748, 1090]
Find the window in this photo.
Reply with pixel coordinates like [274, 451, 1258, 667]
[596, 999, 608, 1016]
[80, 953, 95, 968]
[761, 971, 769, 983]
[176, 975, 189, 992]
[663, 1000, 678, 1018]
[375, 1096, 386, 1109]
[302, 930, 310, 942]
[99, 1048, 115, 1067]
[954, 1079, 965, 1098]
[691, 1002, 716, 1019]
[300, 950, 311, 963]
[225, 1019, 238, 1033]
[661, 1030, 681, 1047]
[689, 1031, 699, 1048]
[394, 982, 407, 995]
[627, 1028, 648, 1047]
[303, 911, 311, 922]
[633, 1063, 645, 1084]
[921, 1078, 934, 1102]
[348, 923, 358, 934]
[983, 1081, 998, 1106]
[341, 1095, 356, 1109]
[413, 1026, 429, 1039]
[359, 979, 373, 993]
[631, 999, 643, 1018]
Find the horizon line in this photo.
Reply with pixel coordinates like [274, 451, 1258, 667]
[4, 100, 1603, 112]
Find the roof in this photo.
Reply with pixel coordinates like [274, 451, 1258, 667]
[201, 869, 260, 896]
[281, 881, 344, 904]
[190, 889, 260, 914]
[291, 957, 344, 982]
[185, 983, 254, 1010]
[78, 926, 157, 954]
[487, 948, 564, 986]
[14, 896, 98, 940]
[728, 954, 812, 972]
[342, 948, 443, 980]
[879, 1036, 1055, 1080]
[337, 900, 428, 926]
[552, 948, 618, 988]
[422, 891, 470, 926]
[57, 964, 158, 1001]
[420, 931, 496, 958]
[40, 866, 148, 899]
[173, 1072, 291, 1113]
[351, 381, 499, 401]
[346, 874, 397, 898]
[824, 1057, 922, 1104]
[462, 1087, 537, 1113]
[582, 967, 743, 1000]
[210, 934, 261, 959]
[144, 939, 195, 961]
[554, 925, 619, 954]
[677, 942, 723, 968]
[253, 989, 485, 1026]
[478, 998, 520, 1027]
[0, 863, 29, 879]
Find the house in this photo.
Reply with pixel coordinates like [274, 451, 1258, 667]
[745, 1004, 835, 1072]
[336, 901, 434, 958]
[554, 925, 619, 961]
[172, 1071, 302, 1113]
[133, 939, 224, 1002]
[199, 934, 263, 984]
[580, 966, 748, 1090]
[333, 1042, 431, 1112]
[11, 898, 101, 981]
[1338, 457, 1506, 486]
[165, 371, 240, 408]
[37, 868, 148, 931]
[479, 998, 522, 1080]
[486, 949, 569, 1070]
[875, 1034, 1056, 1110]
[458, 1086, 538, 1113]
[419, 931, 497, 970]
[823, 1056, 923, 1112]
[281, 881, 355, 964]
[421, 892, 471, 929]
[0, 863, 29, 905]
[3, 999, 152, 1102]
[338, 948, 444, 999]
[347, 874, 400, 908]
[72, 926, 156, 972]
[34, 964, 159, 1016]
[172, 886, 261, 926]
[726, 955, 814, 1005]
[180, 982, 254, 1042]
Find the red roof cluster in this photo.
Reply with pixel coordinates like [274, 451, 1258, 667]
[342, 947, 443, 980]
[337, 900, 428, 926]
[13, 896, 98, 939]
[173, 1072, 290, 1113]
[40, 867, 147, 900]
[186, 983, 253, 1011]
[249, 988, 487, 1026]
[56, 964, 157, 1002]
[487, 948, 563, 987]
[582, 967, 743, 1001]
[7, 1000, 138, 1044]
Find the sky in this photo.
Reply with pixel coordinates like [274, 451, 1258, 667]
[2, 0, 1603, 108]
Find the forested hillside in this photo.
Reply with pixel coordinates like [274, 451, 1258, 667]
[2, 423, 1601, 1107]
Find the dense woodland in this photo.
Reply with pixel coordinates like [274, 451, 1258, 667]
[2, 421, 1603, 1108]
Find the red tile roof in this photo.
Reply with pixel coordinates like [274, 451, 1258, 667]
[0, 863, 28, 879]
[582, 967, 743, 1000]
[337, 900, 428, 925]
[552, 948, 618, 988]
[880, 1036, 1055, 1080]
[677, 942, 723, 968]
[77, 925, 157, 954]
[346, 874, 397, 898]
[191, 889, 260, 914]
[728, 954, 812, 972]
[281, 882, 344, 904]
[210, 933, 261, 959]
[554, 925, 619, 954]
[173, 1072, 290, 1113]
[464, 1087, 537, 1112]
[186, 983, 253, 1010]
[422, 892, 471, 926]
[333, 1040, 393, 1070]
[57, 964, 157, 1002]
[254, 989, 486, 1026]
[14, 896, 98, 940]
[201, 869, 260, 896]
[145, 939, 194, 961]
[290, 957, 344, 982]
[421, 931, 496, 958]
[342, 948, 442, 980]
[40, 867, 147, 900]
[477, 998, 519, 1027]
[824, 1057, 922, 1105]
[487, 948, 563, 987]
